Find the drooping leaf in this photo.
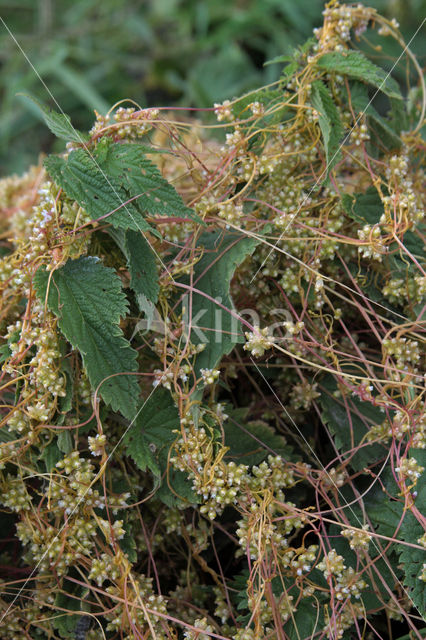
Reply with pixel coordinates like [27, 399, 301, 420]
[53, 574, 88, 638]
[180, 231, 258, 375]
[108, 227, 159, 305]
[40, 440, 63, 472]
[125, 230, 159, 304]
[19, 93, 89, 143]
[320, 376, 385, 471]
[317, 51, 402, 99]
[310, 80, 343, 179]
[34, 257, 139, 420]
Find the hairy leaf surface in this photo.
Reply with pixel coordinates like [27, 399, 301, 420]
[317, 51, 402, 99]
[310, 80, 343, 179]
[45, 142, 200, 233]
[34, 256, 139, 419]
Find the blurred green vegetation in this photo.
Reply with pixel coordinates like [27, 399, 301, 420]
[0, 0, 425, 175]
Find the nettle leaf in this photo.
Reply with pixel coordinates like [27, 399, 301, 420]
[310, 81, 343, 179]
[34, 256, 139, 420]
[320, 376, 385, 471]
[349, 82, 402, 150]
[19, 93, 89, 143]
[45, 141, 201, 234]
[108, 227, 159, 305]
[124, 388, 179, 477]
[45, 151, 155, 235]
[224, 413, 294, 466]
[317, 51, 402, 99]
[399, 449, 426, 616]
[181, 231, 258, 375]
[124, 387, 197, 505]
[341, 186, 383, 225]
[125, 230, 159, 304]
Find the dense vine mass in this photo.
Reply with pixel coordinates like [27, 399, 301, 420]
[0, 3, 425, 639]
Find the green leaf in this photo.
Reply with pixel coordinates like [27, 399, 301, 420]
[44, 142, 201, 234]
[181, 231, 258, 375]
[53, 574, 88, 638]
[320, 376, 385, 471]
[349, 82, 402, 150]
[284, 597, 324, 640]
[341, 186, 384, 225]
[40, 440, 63, 472]
[57, 430, 73, 454]
[44, 152, 155, 235]
[317, 51, 402, 99]
[125, 230, 159, 304]
[399, 450, 426, 616]
[34, 257, 139, 420]
[310, 81, 343, 179]
[124, 388, 197, 505]
[19, 93, 89, 143]
[224, 413, 293, 466]
[124, 388, 179, 477]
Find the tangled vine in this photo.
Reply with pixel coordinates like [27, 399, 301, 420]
[0, 3, 425, 639]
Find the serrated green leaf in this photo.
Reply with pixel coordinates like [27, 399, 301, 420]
[224, 414, 293, 466]
[317, 51, 402, 99]
[124, 388, 179, 476]
[53, 574, 88, 638]
[125, 230, 159, 303]
[349, 82, 402, 150]
[320, 376, 385, 471]
[310, 81, 343, 179]
[181, 231, 258, 375]
[399, 450, 426, 616]
[44, 152, 156, 235]
[342, 186, 384, 225]
[19, 93, 89, 143]
[34, 257, 139, 420]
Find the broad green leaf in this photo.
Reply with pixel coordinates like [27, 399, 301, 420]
[124, 387, 179, 477]
[44, 152, 156, 235]
[310, 81, 343, 179]
[57, 430, 73, 454]
[181, 231, 258, 374]
[320, 376, 385, 471]
[95, 142, 202, 223]
[53, 575, 88, 638]
[108, 227, 159, 304]
[19, 93, 89, 143]
[40, 440, 63, 472]
[224, 414, 293, 466]
[284, 597, 324, 639]
[45, 142, 201, 234]
[399, 450, 426, 616]
[317, 51, 402, 99]
[124, 388, 197, 505]
[341, 186, 383, 225]
[34, 257, 139, 420]
[349, 82, 401, 149]
[125, 230, 159, 304]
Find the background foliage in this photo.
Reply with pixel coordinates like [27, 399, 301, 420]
[1, 0, 425, 174]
